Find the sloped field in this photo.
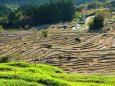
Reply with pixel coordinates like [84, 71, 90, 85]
[0, 29, 115, 74]
[0, 62, 115, 86]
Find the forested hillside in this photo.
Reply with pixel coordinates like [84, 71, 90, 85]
[0, 0, 115, 86]
[0, 0, 48, 5]
[75, 0, 92, 4]
[0, 0, 74, 28]
[0, 0, 114, 29]
[0, 0, 108, 5]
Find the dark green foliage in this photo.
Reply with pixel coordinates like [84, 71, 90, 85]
[0, 67, 12, 71]
[75, 0, 92, 5]
[0, 55, 11, 63]
[0, 0, 75, 28]
[0, 5, 11, 17]
[89, 14, 104, 32]
[24, 0, 75, 25]
[8, 9, 23, 28]
[110, 0, 115, 8]
[93, 14, 104, 29]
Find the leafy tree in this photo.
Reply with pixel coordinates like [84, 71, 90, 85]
[89, 14, 104, 31]
[0, 0, 75, 28]
[0, 5, 11, 17]
[8, 9, 23, 27]
[23, 0, 75, 25]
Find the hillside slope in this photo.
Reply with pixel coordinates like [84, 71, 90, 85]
[75, 0, 92, 4]
[0, 0, 48, 5]
[0, 62, 115, 86]
[75, 0, 113, 5]
[0, 0, 93, 4]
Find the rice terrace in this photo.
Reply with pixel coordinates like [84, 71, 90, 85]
[0, 0, 115, 86]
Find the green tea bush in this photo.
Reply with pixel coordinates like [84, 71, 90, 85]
[0, 62, 114, 86]
[7, 62, 32, 68]
[0, 79, 41, 86]
[37, 78, 69, 86]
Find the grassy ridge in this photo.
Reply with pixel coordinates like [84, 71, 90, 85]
[0, 62, 115, 86]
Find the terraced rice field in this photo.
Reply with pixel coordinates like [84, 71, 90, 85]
[0, 29, 115, 75]
[0, 62, 115, 86]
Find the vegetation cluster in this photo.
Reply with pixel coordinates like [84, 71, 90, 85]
[0, 0, 75, 28]
[0, 62, 115, 86]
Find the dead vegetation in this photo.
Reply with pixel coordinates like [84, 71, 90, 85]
[0, 27, 115, 75]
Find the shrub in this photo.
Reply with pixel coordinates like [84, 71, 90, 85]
[0, 55, 11, 63]
[88, 14, 104, 32]
[41, 29, 48, 37]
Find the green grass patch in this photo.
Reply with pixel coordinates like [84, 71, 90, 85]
[0, 79, 43, 86]
[0, 62, 114, 86]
